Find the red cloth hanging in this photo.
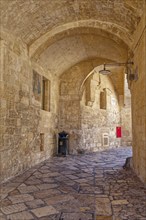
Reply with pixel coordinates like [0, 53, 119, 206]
[116, 127, 122, 138]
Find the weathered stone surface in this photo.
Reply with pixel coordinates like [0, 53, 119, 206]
[7, 211, 34, 220]
[8, 194, 34, 204]
[18, 185, 39, 193]
[36, 183, 58, 190]
[31, 206, 59, 218]
[131, 6, 146, 184]
[0, 37, 58, 183]
[112, 200, 129, 205]
[25, 199, 45, 209]
[44, 194, 74, 206]
[1, 203, 27, 215]
[96, 198, 112, 216]
[1, 147, 146, 220]
[34, 189, 61, 199]
[61, 212, 93, 220]
[96, 217, 112, 220]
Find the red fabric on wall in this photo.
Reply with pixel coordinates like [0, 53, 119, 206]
[116, 127, 122, 138]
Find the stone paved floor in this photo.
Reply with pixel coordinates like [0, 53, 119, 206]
[0, 147, 146, 220]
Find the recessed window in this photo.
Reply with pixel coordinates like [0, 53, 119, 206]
[42, 77, 50, 111]
[33, 70, 41, 102]
[40, 133, 44, 151]
[100, 89, 107, 109]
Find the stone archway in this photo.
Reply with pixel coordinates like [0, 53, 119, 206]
[59, 59, 132, 154]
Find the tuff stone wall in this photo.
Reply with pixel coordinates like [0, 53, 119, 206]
[130, 8, 146, 183]
[0, 33, 59, 183]
[80, 74, 121, 152]
[120, 77, 132, 146]
[59, 60, 132, 154]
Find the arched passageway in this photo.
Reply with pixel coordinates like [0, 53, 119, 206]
[59, 61, 132, 154]
[0, 0, 146, 187]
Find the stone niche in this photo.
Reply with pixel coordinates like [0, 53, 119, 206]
[0, 34, 58, 183]
[59, 61, 132, 154]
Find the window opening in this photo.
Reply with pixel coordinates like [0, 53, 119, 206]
[42, 77, 50, 111]
[100, 89, 107, 109]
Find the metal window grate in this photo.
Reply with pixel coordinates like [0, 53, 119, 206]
[102, 133, 109, 146]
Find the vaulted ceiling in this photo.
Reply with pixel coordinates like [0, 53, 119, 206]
[1, 0, 144, 45]
[0, 0, 145, 96]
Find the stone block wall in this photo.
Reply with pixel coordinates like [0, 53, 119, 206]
[120, 77, 132, 146]
[80, 73, 121, 152]
[0, 32, 59, 183]
[120, 107, 132, 146]
[130, 8, 146, 183]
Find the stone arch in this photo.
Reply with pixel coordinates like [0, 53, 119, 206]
[29, 20, 133, 60]
[59, 58, 123, 153]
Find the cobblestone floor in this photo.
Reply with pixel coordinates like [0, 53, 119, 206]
[0, 147, 146, 220]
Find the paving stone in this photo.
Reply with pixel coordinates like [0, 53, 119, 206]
[8, 189, 20, 196]
[44, 172, 60, 177]
[31, 206, 59, 217]
[7, 211, 34, 220]
[80, 186, 95, 194]
[60, 170, 77, 175]
[8, 194, 34, 204]
[1, 203, 27, 215]
[0, 187, 16, 198]
[73, 194, 95, 209]
[39, 168, 51, 174]
[75, 178, 89, 183]
[76, 173, 93, 178]
[65, 180, 76, 186]
[96, 217, 113, 220]
[80, 207, 92, 211]
[1, 198, 12, 207]
[66, 174, 79, 180]
[18, 185, 39, 193]
[0, 216, 7, 220]
[25, 179, 42, 185]
[112, 200, 129, 205]
[34, 189, 61, 199]
[44, 194, 74, 205]
[96, 198, 112, 216]
[19, 183, 27, 187]
[25, 199, 45, 209]
[39, 215, 59, 220]
[59, 185, 77, 193]
[1, 147, 146, 220]
[41, 178, 56, 183]
[36, 183, 58, 190]
[61, 212, 94, 220]
[0, 211, 7, 220]
[53, 199, 81, 213]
